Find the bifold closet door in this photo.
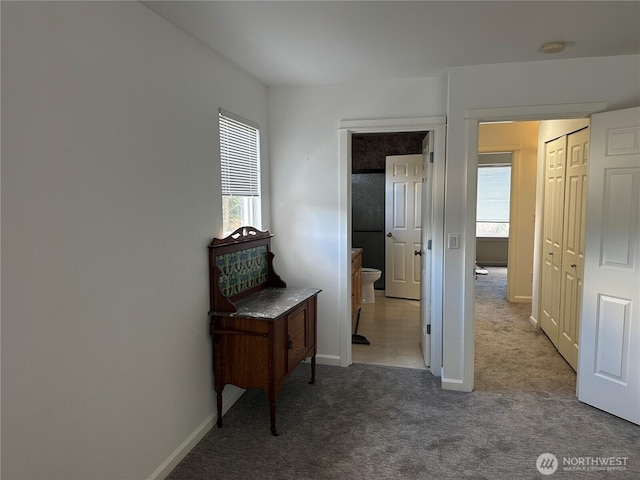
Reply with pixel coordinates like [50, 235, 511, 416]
[557, 128, 589, 370]
[540, 136, 566, 347]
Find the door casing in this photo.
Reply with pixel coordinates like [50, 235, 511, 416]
[339, 117, 446, 377]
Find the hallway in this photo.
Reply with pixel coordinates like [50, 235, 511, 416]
[474, 267, 576, 393]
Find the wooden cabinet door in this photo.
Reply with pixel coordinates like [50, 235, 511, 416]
[351, 252, 362, 310]
[287, 303, 309, 370]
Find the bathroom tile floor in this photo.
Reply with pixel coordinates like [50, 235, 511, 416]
[351, 291, 427, 370]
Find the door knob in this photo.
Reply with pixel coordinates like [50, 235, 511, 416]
[414, 250, 423, 256]
[386, 232, 392, 237]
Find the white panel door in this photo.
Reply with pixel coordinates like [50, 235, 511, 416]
[385, 154, 422, 300]
[578, 107, 640, 425]
[540, 137, 566, 347]
[558, 128, 589, 370]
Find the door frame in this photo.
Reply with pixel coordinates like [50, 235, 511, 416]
[338, 116, 446, 376]
[421, 135, 434, 367]
[463, 103, 607, 391]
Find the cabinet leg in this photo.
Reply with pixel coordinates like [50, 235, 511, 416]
[309, 355, 316, 384]
[269, 400, 278, 436]
[216, 391, 223, 428]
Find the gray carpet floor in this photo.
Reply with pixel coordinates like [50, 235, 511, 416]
[167, 268, 639, 479]
[474, 267, 577, 394]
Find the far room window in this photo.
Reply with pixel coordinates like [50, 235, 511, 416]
[219, 109, 261, 235]
[476, 163, 511, 237]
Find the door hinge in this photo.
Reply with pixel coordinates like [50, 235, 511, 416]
[426, 324, 431, 335]
[429, 151, 434, 163]
[427, 239, 432, 251]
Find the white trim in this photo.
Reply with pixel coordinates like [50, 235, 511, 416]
[507, 150, 519, 302]
[148, 351, 342, 480]
[147, 415, 216, 480]
[340, 116, 447, 131]
[219, 107, 260, 130]
[338, 129, 352, 367]
[338, 116, 446, 378]
[316, 354, 342, 367]
[465, 103, 607, 121]
[429, 124, 446, 377]
[511, 295, 533, 303]
[147, 386, 245, 480]
[529, 315, 539, 328]
[441, 377, 467, 391]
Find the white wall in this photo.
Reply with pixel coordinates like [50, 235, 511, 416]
[268, 77, 447, 364]
[1, 2, 268, 479]
[446, 55, 640, 391]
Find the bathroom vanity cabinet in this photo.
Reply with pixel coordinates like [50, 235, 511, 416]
[351, 248, 363, 311]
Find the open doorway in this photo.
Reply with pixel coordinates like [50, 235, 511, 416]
[350, 132, 426, 369]
[476, 121, 539, 304]
[473, 119, 585, 393]
[338, 116, 446, 376]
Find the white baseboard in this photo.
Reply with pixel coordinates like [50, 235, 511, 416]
[147, 385, 245, 480]
[149, 353, 343, 479]
[510, 295, 533, 303]
[441, 376, 472, 392]
[529, 315, 539, 328]
[316, 354, 341, 366]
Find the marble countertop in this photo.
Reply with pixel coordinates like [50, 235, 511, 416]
[351, 248, 362, 259]
[214, 287, 321, 320]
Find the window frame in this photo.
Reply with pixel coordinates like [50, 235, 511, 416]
[476, 161, 512, 238]
[219, 109, 262, 235]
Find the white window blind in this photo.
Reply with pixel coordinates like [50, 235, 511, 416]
[219, 110, 260, 197]
[477, 165, 511, 223]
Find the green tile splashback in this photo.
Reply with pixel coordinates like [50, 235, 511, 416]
[216, 245, 268, 297]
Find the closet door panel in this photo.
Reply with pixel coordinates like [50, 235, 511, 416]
[558, 128, 589, 370]
[541, 136, 566, 347]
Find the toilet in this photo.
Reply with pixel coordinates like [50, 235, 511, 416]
[361, 268, 382, 304]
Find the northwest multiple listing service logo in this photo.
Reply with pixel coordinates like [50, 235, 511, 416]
[536, 453, 629, 475]
[536, 453, 559, 475]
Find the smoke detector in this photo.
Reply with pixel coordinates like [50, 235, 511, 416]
[541, 42, 566, 54]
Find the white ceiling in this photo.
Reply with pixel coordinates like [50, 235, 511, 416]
[142, 1, 640, 87]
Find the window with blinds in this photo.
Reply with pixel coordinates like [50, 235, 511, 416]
[219, 109, 261, 234]
[476, 163, 511, 237]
